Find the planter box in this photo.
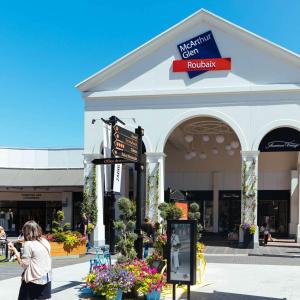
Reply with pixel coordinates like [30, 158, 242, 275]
[243, 231, 254, 249]
[50, 241, 86, 257]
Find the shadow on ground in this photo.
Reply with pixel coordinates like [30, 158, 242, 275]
[188, 291, 286, 300]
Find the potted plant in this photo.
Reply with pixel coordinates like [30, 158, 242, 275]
[122, 259, 166, 300]
[240, 223, 256, 249]
[86, 264, 135, 300]
[46, 210, 87, 256]
[153, 234, 167, 259]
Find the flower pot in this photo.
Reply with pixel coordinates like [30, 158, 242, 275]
[107, 289, 123, 300]
[146, 290, 160, 300]
[50, 241, 86, 257]
[123, 288, 139, 299]
[243, 231, 254, 249]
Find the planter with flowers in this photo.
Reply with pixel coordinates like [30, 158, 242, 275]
[46, 210, 87, 256]
[122, 259, 166, 300]
[240, 223, 256, 249]
[86, 264, 135, 300]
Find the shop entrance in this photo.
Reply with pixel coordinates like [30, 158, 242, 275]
[164, 116, 242, 235]
[258, 191, 290, 236]
[18, 202, 46, 232]
[219, 191, 241, 233]
[258, 127, 299, 237]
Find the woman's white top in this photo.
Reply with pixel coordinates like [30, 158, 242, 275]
[21, 238, 52, 284]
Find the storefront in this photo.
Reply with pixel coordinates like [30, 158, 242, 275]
[77, 9, 300, 246]
[0, 148, 84, 235]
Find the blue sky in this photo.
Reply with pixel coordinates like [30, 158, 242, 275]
[0, 0, 299, 148]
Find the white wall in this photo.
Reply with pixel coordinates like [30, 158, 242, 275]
[0, 148, 84, 169]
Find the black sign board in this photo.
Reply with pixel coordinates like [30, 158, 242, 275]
[259, 127, 300, 152]
[112, 149, 138, 162]
[113, 140, 138, 156]
[92, 158, 135, 165]
[113, 125, 138, 141]
[112, 125, 139, 162]
[167, 220, 197, 285]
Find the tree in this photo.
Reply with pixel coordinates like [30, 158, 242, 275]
[188, 202, 203, 241]
[114, 197, 137, 262]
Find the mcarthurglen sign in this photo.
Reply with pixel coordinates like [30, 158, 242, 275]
[173, 30, 231, 78]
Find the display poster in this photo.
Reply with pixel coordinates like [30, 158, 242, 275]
[167, 220, 197, 285]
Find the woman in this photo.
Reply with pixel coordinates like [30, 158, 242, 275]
[8, 220, 52, 300]
[171, 228, 180, 273]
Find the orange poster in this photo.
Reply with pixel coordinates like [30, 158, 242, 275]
[175, 202, 188, 220]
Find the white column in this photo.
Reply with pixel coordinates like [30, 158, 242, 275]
[93, 164, 106, 246]
[297, 159, 300, 242]
[240, 151, 259, 247]
[62, 191, 73, 227]
[289, 170, 298, 238]
[212, 172, 221, 233]
[84, 155, 106, 247]
[146, 152, 166, 223]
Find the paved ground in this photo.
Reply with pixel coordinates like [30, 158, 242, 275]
[0, 253, 93, 280]
[1, 241, 300, 299]
[1, 260, 300, 300]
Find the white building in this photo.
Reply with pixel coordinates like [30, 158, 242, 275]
[0, 148, 84, 234]
[76, 9, 300, 247]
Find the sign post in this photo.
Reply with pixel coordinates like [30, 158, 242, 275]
[92, 116, 144, 258]
[134, 126, 144, 259]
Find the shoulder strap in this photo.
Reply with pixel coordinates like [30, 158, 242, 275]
[38, 239, 50, 255]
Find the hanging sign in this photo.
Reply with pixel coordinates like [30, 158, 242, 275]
[174, 30, 231, 79]
[259, 127, 300, 152]
[113, 163, 122, 193]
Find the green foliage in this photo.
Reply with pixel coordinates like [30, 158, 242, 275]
[114, 197, 137, 262]
[82, 165, 97, 230]
[188, 202, 203, 241]
[158, 202, 183, 220]
[49, 210, 85, 247]
[157, 202, 183, 234]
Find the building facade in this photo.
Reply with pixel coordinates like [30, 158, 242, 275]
[0, 148, 84, 234]
[76, 10, 300, 246]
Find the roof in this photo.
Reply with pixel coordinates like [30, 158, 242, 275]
[76, 9, 300, 92]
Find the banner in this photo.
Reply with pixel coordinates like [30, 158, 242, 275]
[113, 163, 122, 193]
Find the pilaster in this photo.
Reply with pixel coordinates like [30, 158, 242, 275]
[240, 151, 259, 247]
[146, 152, 166, 223]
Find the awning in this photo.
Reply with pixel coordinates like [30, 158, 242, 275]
[0, 168, 84, 187]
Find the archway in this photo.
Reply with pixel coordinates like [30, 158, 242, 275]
[164, 116, 243, 237]
[257, 127, 300, 239]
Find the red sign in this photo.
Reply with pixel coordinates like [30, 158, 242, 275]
[175, 202, 188, 220]
[173, 57, 231, 72]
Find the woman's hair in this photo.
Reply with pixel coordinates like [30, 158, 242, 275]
[0, 226, 4, 231]
[22, 220, 43, 241]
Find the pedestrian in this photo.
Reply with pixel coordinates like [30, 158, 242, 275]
[0, 226, 8, 259]
[0, 226, 6, 241]
[79, 213, 90, 250]
[260, 222, 272, 246]
[141, 217, 154, 240]
[8, 220, 52, 300]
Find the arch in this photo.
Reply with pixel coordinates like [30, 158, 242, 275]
[156, 108, 248, 152]
[252, 119, 300, 151]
